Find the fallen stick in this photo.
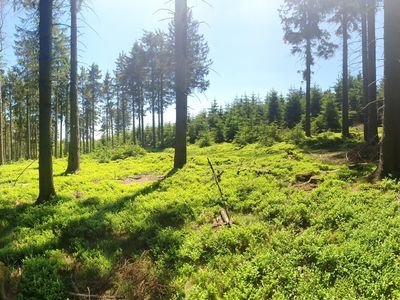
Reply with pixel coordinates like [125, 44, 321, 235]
[68, 292, 124, 299]
[207, 158, 232, 227]
[207, 158, 223, 199]
[220, 208, 232, 226]
[13, 160, 37, 187]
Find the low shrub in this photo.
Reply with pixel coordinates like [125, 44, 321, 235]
[91, 144, 146, 163]
[18, 251, 70, 300]
[196, 131, 213, 148]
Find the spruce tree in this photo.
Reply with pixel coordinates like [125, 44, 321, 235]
[280, 0, 336, 137]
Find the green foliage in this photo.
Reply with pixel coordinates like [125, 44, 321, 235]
[91, 144, 146, 163]
[267, 90, 281, 124]
[18, 251, 70, 300]
[213, 120, 225, 144]
[163, 123, 176, 148]
[2, 135, 399, 298]
[311, 86, 323, 117]
[284, 123, 306, 144]
[315, 93, 341, 133]
[196, 131, 213, 148]
[258, 123, 282, 146]
[284, 89, 303, 128]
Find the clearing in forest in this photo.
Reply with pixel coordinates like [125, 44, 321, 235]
[1, 136, 399, 299]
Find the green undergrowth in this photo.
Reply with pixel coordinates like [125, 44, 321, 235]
[1, 133, 399, 299]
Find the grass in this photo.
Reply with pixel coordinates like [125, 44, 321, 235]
[1, 134, 400, 299]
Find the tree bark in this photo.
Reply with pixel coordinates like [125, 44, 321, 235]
[305, 37, 312, 137]
[122, 96, 126, 144]
[59, 107, 62, 158]
[26, 96, 31, 159]
[66, 0, 80, 173]
[151, 73, 156, 147]
[132, 96, 136, 144]
[116, 90, 120, 142]
[161, 88, 164, 147]
[9, 95, 12, 161]
[377, 0, 400, 178]
[152, 93, 156, 147]
[0, 78, 3, 165]
[54, 92, 58, 158]
[91, 99, 95, 151]
[140, 91, 145, 146]
[174, 0, 188, 168]
[341, 11, 350, 138]
[37, 0, 56, 203]
[361, 0, 369, 142]
[110, 109, 114, 148]
[85, 109, 89, 152]
[367, 0, 379, 145]
[64, 84, 69, 156]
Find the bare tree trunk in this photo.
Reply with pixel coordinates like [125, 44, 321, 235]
[9, 96, 12, 161]
[137, 94, 141, 145]
[341, 11, 350, 138]
[361, 0, 369, 142]
[0, 0, 4, 164]
[91, 100, 95, 151]
[141, 101, 145, 146]
[152, 93, 156, 148]
[157, 94, 161, 145]
[160, 80, 164, 147]
[367, 0, 379, 145]
[4, 106, 8, 162]
[111, 110, 114, 148]
[85, 110, 89, 153]
[26, 96, 31, 159]
[305, 37, 312, 137]
[32, 123, 37, 159]
[116, 91, 120, 142]
[151, 74, 156, 147]
[0, 78, 3, 165]
[122, 96, 126, 144]
[37, 0, 56, 203]
[377, 0, 400, 178]
[64, 84, 69, 156]
[174, 0, 188, 168]
[105, 95, 109, 143]
[54, 93, 58, 158]
[59, 103, 63, 158]
[4, 110, 7, 161]
[66, 0, 80, 173]
[132, 96, 136, 144]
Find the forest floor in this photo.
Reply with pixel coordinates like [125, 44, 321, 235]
[1, 132, 400, 299]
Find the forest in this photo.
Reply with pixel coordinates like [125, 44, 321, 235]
[0, 0, 400, 298]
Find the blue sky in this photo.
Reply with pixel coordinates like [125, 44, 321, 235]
[3, 0, 383, 122]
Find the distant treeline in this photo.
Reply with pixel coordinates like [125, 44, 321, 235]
[183, 75, 382, 147]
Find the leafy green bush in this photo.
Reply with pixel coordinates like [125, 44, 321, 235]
[258, 123, 282, 146]
[3, 141, 400, 299]
[73, 249, 113, 292]
[314, 93, 341, 133]
[284, 124, 306, 144]
[91, 144, 146, 163]
[18, 251, 70, 300]
[196, 131, 213, 148]
[234, 125, 259, 146]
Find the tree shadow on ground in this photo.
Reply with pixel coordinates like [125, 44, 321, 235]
[1, 167, 185, 296]
[57, 167, 186, 294]
[299, 133, 379, 165]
